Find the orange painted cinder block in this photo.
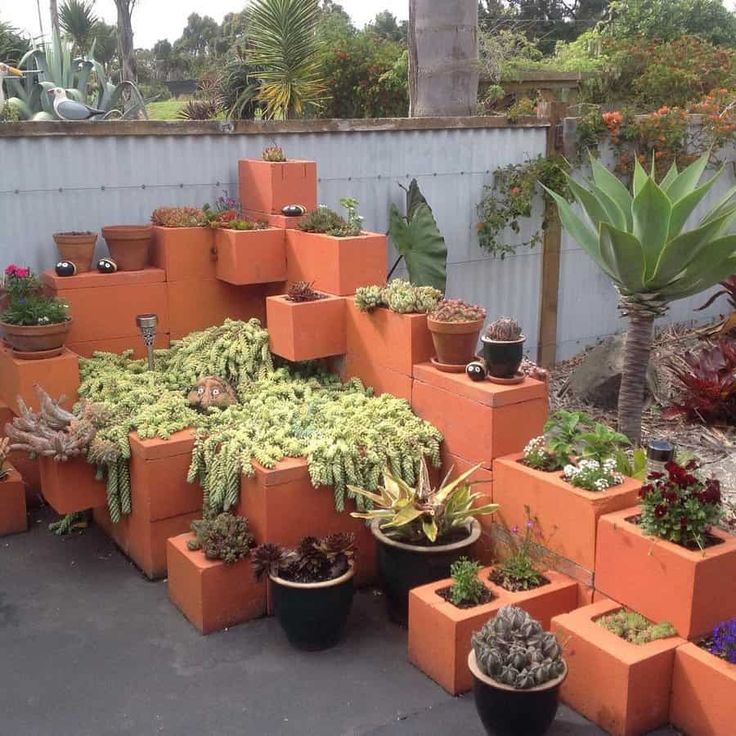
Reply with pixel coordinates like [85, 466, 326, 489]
[341, 352, 414, 402]
[492, 455, 641, 572]
[243, 209, 305, 229]
[0, 402, 41, 504]
[129, 430, 202, 522]
[67, 332, 170, 359]
[671, 642, 736, 736]
[411, 377, 547, 469]
[236, 458, 375, 587]
[44, 268, 169, 344]
[408, 568, 578, 695]
[239, 159, 317, 214]
[345, 302, 434, 377]
[552, 599, 684, 736]
[167, 533, 267, 634]
[214, 228, 286, 285]
[267, 294, 346, 361]
[0, 464, 27, 535]
[151, 226, 216, 281]
[167, 280, 277, 340]
[39, 455, 106, 515]
[595, 508, 736, 640]
[0, 347, 79, 415]
[285, 229, 387, 296]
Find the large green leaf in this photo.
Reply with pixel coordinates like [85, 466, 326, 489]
[566, 175, 612, 230]
[632, 177, 671, 278]
[668, 169, 723, 239]
[600, 222, 646, 292]
[665, 153, 709, 202]
[404, 178, 428, 220]
[699, 185, 736, 226]
[659, 239, 736, 301]
[388, 197, 447, 292]
[659, 162, 679, 191]
[590, 157, 633, 230]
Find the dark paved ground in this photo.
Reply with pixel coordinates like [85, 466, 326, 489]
[0, 508, 679, 736]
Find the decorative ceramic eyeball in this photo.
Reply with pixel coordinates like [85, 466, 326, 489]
[55, 260, 77, 277]
[466, 361, 488, 382]
[96, 258, 118, 273]
[281, 204, 307, 217]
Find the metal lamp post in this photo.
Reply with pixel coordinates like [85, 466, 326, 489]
[136, 313, 158, 370]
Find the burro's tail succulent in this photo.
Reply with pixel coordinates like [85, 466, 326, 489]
[472, 605, 565, 689]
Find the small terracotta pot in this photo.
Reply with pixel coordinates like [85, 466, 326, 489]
[102, 225, 152, 271]
[0, 319, 72, 355]
[427, 317, 484, 367]
[53, 231, 98, 272]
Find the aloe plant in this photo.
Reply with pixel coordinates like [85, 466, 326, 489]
[545, 153, 736, 443]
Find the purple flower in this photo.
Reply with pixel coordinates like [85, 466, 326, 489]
[526, 519, 534, 529]
[511, 525, 519, 535]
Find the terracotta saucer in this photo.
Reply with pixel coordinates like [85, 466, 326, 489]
[430, 356, 481, 374]
[486, 371, 525, 385]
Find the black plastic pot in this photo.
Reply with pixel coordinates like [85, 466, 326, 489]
[270, 566, 354, 650]
[468, 650, 566, 736]
[481, 336, 525, 378]
[371, 519, 481, 625]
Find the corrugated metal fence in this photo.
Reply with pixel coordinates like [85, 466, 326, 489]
[0, 120, 729, 361]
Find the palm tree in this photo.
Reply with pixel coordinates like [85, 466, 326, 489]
[247, 0, 326, 119]
[59, 0, 98, 55]
[408, 0, 479, 116]
[546, 154, 736, 444]
[112, 0, 137, 81]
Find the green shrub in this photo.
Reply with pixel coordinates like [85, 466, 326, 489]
[188, 512, 255, 564]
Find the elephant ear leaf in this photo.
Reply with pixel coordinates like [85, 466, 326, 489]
[405, 178, 428, 220]
[389, 202, 447, 292]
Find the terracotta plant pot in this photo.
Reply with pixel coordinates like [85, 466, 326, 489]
[372, 518, 481, 625]
[482, 335, 526, 378]
[0, 319, 72, 356]
[427, 317, 484, 367]
[102, 225, 152, 271]
[53, 231, 98, 272]
[270, 565, 355, 650]
[469, 650, 566, 736]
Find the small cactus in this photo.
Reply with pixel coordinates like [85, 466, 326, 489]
[485, 317, 522, 341]
[262, 145, 286, 162]
[472, 605, 565, 689]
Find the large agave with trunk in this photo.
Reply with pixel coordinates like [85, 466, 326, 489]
[545, 153, 736, 443]
[472, 605, 565, 689]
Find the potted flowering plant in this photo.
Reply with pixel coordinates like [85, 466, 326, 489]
[427, 298, 487, 368]
[0, 266, 71, 357]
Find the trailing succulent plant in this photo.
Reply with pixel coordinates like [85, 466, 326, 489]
[485, 317, 522, 341]
[286, 281, 325, 303]
[150, 207, 206, 228]
[187, 511, 255, 564]
[262, 145, 286, 162]
[0, 437, 9, 480]
[472, 605, 566, 689]
[252, 533, 355, 583]
[354, 279, 443, 314]
[48, 511, 87, 536]
[429, 298, 486, 323]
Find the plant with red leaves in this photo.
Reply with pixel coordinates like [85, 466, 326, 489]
[698, 275, 736, 313]
[664, 340, 736, 425]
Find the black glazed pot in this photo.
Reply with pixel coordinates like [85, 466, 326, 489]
[270, 565, 354, 650]
[371, 519, 481, 625]
[481, 336, 526, 378]
[468, 650, 566, 736]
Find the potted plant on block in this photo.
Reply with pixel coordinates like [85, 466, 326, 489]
[101, 225, 153, 271]
[252, 533, 356, 650]
[53, 231, 98, 272]
[469, 606, 567, 736]
[482, 317, 525, 380]
[213, 217, 285, 285]
[350, 457, 498, 624]
[0, 266, 72, 357]
[427, 298, 486, 370]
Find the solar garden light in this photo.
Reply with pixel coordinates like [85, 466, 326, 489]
[136, 313, 158, 370]
[646, 439, 675, 476]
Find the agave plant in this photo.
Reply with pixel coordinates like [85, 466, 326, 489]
[545, 153, 736, 443]
[348, 457, 498, 544]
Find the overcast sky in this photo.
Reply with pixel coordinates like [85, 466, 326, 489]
[0, 0, 408, 48]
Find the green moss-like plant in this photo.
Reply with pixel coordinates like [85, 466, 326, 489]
[597, 609, 677, 645]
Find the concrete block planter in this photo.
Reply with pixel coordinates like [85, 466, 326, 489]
[238, 159, 317, 215]
[39, 455, 106, 515]
[551, 599, 684, 736]
[408, 568, 577, 694]
[166, 533, 266, 634]
[151, 226, 215, 281]
[214, 228, 286, 285]
[595, 508, 736, 639]
[0, 464, 27, 536]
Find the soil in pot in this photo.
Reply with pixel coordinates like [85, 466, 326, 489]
[0, 320, 72, 355]
[428, 318, 484, 367]
[481, 336, 526, 379]
[53, 232, 98, 272]
[372, 519, 481, 625]
[102, 225, 152, 271]
[436, 584, 494, 609]
[271, 567, 354, 650]
[488, 569, 550, 593]
[469, 650, 565, 736]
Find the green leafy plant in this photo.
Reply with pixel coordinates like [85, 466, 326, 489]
[449, 558, 488, 606]
[577, 423, 631, 464]
[286, 281, 325, 303]
[472, 605, 566, 689]
[638, 459, 722, 549]
[545, 152, 736, 443]
[429, 299, 486, 324]
[484, 317, 522, 341]
[349, 458, 498, 544]
[491, 510, 545, 592]
[187, 511, 255, 564]
[597, 609, 677, 645]
[354, 279, 442, 314]
[337, 197, 363, 236]
[151, 207, 206, 228]
[252, 533, 355, 583]
[388, 179, 448, 292]
[262, 144, 286, 162]
[298, 205, 357, 237]
[2, 295, 69, 326]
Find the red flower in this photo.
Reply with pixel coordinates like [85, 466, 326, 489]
[654, 504, 667, 518]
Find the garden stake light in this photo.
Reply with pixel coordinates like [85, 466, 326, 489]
[136, 313, 158, 370]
